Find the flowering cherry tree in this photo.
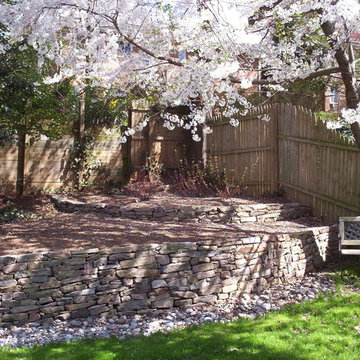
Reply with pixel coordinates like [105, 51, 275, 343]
[0, 0, 359, 145]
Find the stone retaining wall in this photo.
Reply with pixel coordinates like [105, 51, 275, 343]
[50, 195, 311, 223]
[0, 226, 337, 327]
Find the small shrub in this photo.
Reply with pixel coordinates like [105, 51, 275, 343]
[0, 203, 38, 224]
[172, 155, 259, 197]
[125, 179, 163, 201]
[123, 153, 165, 201]
[264, 187, 286, 198]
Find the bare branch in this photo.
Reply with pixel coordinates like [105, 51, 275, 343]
[110, 19, 183, 67]
[131, 2, 158, 42]
[229, 66, 340, 86]
[248, 0, 285, 25]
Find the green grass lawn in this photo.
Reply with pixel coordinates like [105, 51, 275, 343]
[2, 290, 360, 360]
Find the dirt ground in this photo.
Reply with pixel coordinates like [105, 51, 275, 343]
[0, 191, 327, 256]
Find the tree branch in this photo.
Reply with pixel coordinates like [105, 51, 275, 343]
[229, 66, 340, 86]
[321, 20, 359, 108]
[110, 19, 183, 67]
[41, 3, 183, 67]
[248, 0, 285, 25]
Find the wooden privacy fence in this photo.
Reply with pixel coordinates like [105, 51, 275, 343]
[207, 103, 360, 223]
[0, 135, 125, 191]
[130, 108, 188, 172]
[0, 107, 189, 191]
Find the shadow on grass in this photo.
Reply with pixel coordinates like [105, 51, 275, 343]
[327, 258, 360, 291]
[3, 293, 360, 360]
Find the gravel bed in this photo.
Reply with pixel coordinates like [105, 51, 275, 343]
[0, 273, 337, 349]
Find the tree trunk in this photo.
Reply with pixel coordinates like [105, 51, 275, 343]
[73, 91, 86, 190]
[188, 126, 204, 164]
[16, 100, 30, 198]
[16, 129, 26, 198]
[202, 125, 208, 167]
[321, 20, 360, 147]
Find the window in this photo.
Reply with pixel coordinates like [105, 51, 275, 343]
[329, 87, 339, 109]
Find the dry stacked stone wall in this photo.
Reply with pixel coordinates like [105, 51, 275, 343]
[50, 195, 311, 223]
[0, 225, 337, 327]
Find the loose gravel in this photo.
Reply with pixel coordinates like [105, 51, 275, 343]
[0, 273, 339, 349]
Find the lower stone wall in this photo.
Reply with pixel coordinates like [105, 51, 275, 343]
[0, 225, 338, 327]
[50, 195, 311, 223]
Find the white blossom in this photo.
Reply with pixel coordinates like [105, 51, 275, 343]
[164, 121, 176, 131]
[241, 78, 253, 89]
[0, 0, 359, 141]
[258, 114, 271, 122]
[324, 104, 360, 130]
[230, 118, 240, 127]
[125, 128, 136, 136]
[326, 121, 343, 130]
[341, 105, 360, 125]
[43, 73, 63, 84]
[204, 126, 213, 134]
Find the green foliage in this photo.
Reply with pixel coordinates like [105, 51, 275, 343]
[0, 126, 15, 146]
[69, 86, 128, 190]
[252, 12, 330, 110]
[316, 110, 339, 122]
[68, 85, 128, 189]
[144, 152, 164, 182]
[70, 134, 104, 188]
[316, 111, 354, 141]
[0, 31, 77, 145]
[272, 13, 330, 66]
[0, 203, 38, 224]
[84, 85, 128, 130]
[2, 292, 360, 359]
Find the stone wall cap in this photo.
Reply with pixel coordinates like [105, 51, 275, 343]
[71, 248, 100, 255]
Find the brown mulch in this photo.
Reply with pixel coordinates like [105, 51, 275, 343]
[70, 190, 292, 208]
[0, 210, 326, 255]
[0, 190, 328, 256]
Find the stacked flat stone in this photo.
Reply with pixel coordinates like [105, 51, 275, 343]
[50, 195, 311, 223]
[0, 226, 338, 327]
[0, 274, 337, 348]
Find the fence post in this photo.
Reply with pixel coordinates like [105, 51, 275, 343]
[270, 104, 279, 192]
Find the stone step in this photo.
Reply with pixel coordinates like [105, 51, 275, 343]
[49, 195, 311, 224]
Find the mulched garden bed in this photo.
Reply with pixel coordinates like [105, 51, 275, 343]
[69, 189, 294, 208]
[0, 190, 328, 255]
